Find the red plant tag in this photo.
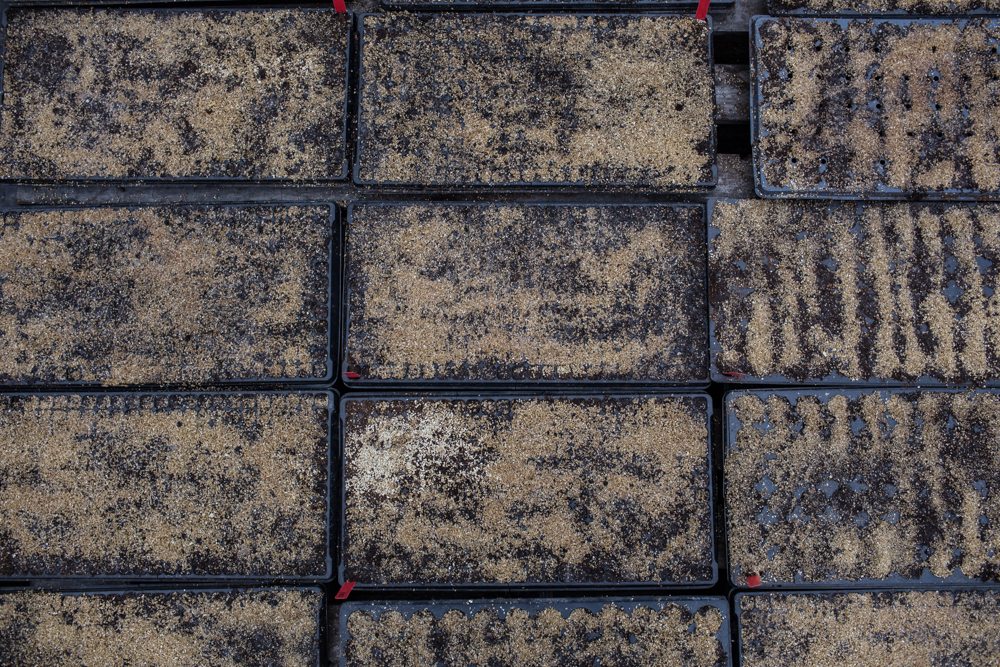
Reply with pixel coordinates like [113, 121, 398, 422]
[335, 580, 356, 600]
[746, 574, 762, 588]
[333, 0, 347, 14]
[695, 0, 711, 20]
[345, 371, 361, 380]
[721, 371, 746, 379]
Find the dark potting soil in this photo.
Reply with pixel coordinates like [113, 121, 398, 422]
[0, 393, 331, 579]
[341, 395, 714, 586]
[0, 205, 332, 386]
[769, 0, 1000, 12]
[738, 590, 1000, 667]
[710, 199, 1000, 384]
[355, 14, 714, 188]
[342, 598, 729, 666]
[0, 7, 349, 181]
[726, 389, 1000, 587]
[345, 203, 707, 384]
[0, 588, 322, 666]
[753, 17, 1000, 198]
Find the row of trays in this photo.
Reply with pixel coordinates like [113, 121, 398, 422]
[1, 388, 998, 590]
[3, 199, 1000, 388]
[3, 587, 999, 665]
[0, 6, 996, 199]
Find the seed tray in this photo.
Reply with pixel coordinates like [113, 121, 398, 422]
[383, 0, 734, 10]
[0, 203, 337, 388]
[751, 16, 1000, 200]
[354, 12, 716, 191]
[767, 0, 1000, 15]
[339, 392, 717, 591]
[708, 198, 1000, 386]
[343, 202, 709, 386]
[0, 587, 324, 667]
[339, 597, 732, 667]
[724, 388, 1000, 589]
[6, 1, 254, 4]
[0, 390, 335, 583]
[736, 590, 1000, 667]
[9, 1, 252, 3]
[0, 5, 350, 183]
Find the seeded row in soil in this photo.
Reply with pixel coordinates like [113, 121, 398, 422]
[343, 599, 729, 666]
[753, 17, 1000, 198]
[0, 205, 332, 385]
[727, 389, 1000, 588]
[0, 8, 348, 181]
[0, 393, 331, 579]
[346, 203, 707, 383]
[356, 14, 714, 188]
[710, 199, 1000, 384]
[739, 591, 1000, 667]
[342, 395, 713, 586]
[0, 589, 321, 667]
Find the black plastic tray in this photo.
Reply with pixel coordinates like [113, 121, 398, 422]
[0, 586, 327, 667]
[750, 15, 1000, 201]
[0, 4, 352, 185]
[353, 12, 717, 193]
[342, 201, 711, 388]
[338, 596, 733, 667]
[734, 588, 1000, 667]
[764, 0, 1000, 16]
[6, 1, 277, 4]
[723, 387, 1000, 590]
[0, 389, 337, 584]
[382, 0, 734, 10]
[337, 391, 718, 592]
[706, 198, 1000, 387]
[0, 201, 339, 389]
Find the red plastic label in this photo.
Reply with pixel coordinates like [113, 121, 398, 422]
[746, 574, 762, 588]
[333, 0, 347, 14]
[335, 580, 356, 600]
[345, 371, 361, 380]
[696, 0, 711, 20]
[721, 371, 745, 379]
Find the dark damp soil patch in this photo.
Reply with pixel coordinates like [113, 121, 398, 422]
[739, 591, 1000, 667]
[0, 205, 331, 385]
[753, 17, 1000, 197]
[356, 14, 714, 188]
[0, 589, 322, 666]
[709, 199, 1000, 384]
[0, 393, 330, 578]
[726, 390, 1000, 587]
[342, 395, 713, 586]
[345, 203, 707, 383]
[0, 8, 348, 181]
